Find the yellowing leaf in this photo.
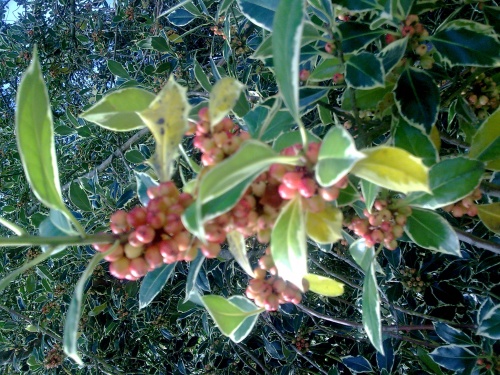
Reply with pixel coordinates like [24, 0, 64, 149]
[138, 76, 190, 181]
[477, 203, 500, 234]
[305, 205, 343, 244]
[351, 146, 430, 194]
[469, 108, 500, 163]
[304, 273, 344, 297]
[209, 77, 245, 126]
[486, 159, 500, 171]
[226, 230, 254, 276]
[430, 125, 441, 152]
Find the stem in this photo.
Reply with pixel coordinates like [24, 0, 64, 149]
[231, 342, 272, 375]
[0, 233, 118, 247]
[454, 228, 500, 255]
[480, 181, 500, 199]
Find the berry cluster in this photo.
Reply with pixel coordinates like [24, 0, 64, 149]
[245, 248, 308, 311]
[399, 267, 431, 293]
[44, 345, 64, 369]
[347, 199, 412, 250]
[292, 333, 310, 352]
[442, 188, 482, 218]
[209, 25, 226, 40]
[465, 73, 499, 119]
[476, 355, 500, 372]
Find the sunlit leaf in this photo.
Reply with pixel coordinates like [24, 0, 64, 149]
[469, 108, 500, 163]
[304, 273, 344, 297]
[305, 205, 343, 244]
[209, 77, 245, 126]
[226, 230, 253, 276]
[477, 203, 500, 234]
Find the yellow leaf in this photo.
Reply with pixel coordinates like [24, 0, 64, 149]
[477, 203, 500, 234]
[303, 273, 344, 297]
[305, 205, 343, 244]
[167, 33, 183, 43]
[138, 76, 190, 181]
[486, 159, 500, 171]
[430, 125, 441, 152]
[209, 77, 245, 126]
[351, 146, 430, 194]
[469, 108, 500, 163]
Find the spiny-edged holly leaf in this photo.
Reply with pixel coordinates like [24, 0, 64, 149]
[403, 157, 484, 209]
[201, 295, 263, 341]
[69, 182, 92, 212]
[309, 57, 342, 82]
[345, 52, 385, 89]
[337, 180, 361, 206]
[350, 146, 430, 194]
[363, 263, 384, 354]
[16, 47, 82, 234]
[339, 22, 384, 53]
[404, 208, 460, 256]
[271, 196, 307, 290]
[209, 77, 245, 126]
[139, 263, 177, 309]
[306, 205, 343, 244]
[429, 346, 477, 372]
[272, 0, 304, 123]
[237, 0, 278, 31]
[81, 88, 154, 131]
[378, 37, 408, 74]
[434, 322, 475, 346]
[469, 108, 500, 163]
[393, 117, 438, 166]
[477, 298, 500, 339]
[184, 250, 205, 304]
[226, 230, 253, 276]
[430, 20, 500, 67]
[304, 273, 344, 297]
[477, 203, 500, 234]
[138, 76, 190, 181]
[394, 67, 439, 134]
[316, 126, 365, 187]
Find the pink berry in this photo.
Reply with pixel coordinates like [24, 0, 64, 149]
[135, 225, 156, 244]
[278, 184, 298, 200]
[129, 257, 149, 278]
[109, 257, 131, 279]
[298, 178, 317, 198]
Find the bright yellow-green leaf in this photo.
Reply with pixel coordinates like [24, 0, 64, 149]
[477, 203, 500, 234]
[486, 159, 500, 171]
[209, 77, 245, 126]
[226, 230, 254, 276]
[351, 146, 430, 194]
[430, 125, 441, 152]
[138, 76, 190, 181]
[469, 108, 500, 163]
[305, 205, 343, 244]
[304, 273, 344, 297]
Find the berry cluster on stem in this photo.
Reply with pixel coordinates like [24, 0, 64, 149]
[442, 188, 482, 217]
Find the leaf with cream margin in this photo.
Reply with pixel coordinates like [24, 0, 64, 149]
[306, 205, 343, 244]
[138, 76, 190, 181]
[209, 77, 245, 126]
[226, 230, 254, 276]
[304, 273, 344, 297]
[477, 203, 500, 234]
[350, 147, 430, 194]
[469, 108, 500, 163]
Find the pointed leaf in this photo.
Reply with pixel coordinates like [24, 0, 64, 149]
[477, 298, 500, 339]
[351, 146, 430, 194]
[209, 77, 245, 126]
[69, 182, 92, 212]
[107, 60, 131, 78]
[378, 37, 409, 74]
[304, 273, 344, 297]
[271, 197, 307, 290]
[469, 108, 500, 162]
[305, 205, 343, 244]
[361, 180, 380, 214]
[393, 117, 438, 167]
[184, 250, 205, 303]
[237, 0, 278, 31]
[80, 88, 154, 131]
[345, 52, 385, 89]
[134, 171, 158, 206]
[404, 208, 460, 256]
[227, 296, 261, 342]
[226, 230, 253, 276]
[349, 239, 375, 272]
[363, 263, 384, 354]
[434, 323, 474, 346]
[477, 203, 500, 234]
[339, 23, 384, 53]
[139, 263, 177, 309]
[429, 346, 477, 371]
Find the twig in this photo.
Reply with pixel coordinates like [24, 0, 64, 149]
[480, 181, 500, 199]
[454, 228, 500, 255]
[231, 342, 272, 375]
[440, 133, 469, 148]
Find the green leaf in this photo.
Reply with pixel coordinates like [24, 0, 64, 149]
[134, 171, 158, 206]
[430, 20, 500, 67]
[273, 130, 320, 152]
[304, 273, 344, 297]
[349, 238, 375, 272]
[271, 197, 307, 290]
[339, 23, 384, 53]
[69, 182, 92, 212]
[184, 250, 205, 303]
[193, 59, 212, 92]
[139, 262, 177, 309]
[341, 86, 394, 111]
[345, 52, 385, 89]
[335, 0, 381, 11]
[394, 67, 439, 134]
[477, 298, 500, 339]
[337, 180, 361, 206]
[124, 149, 145, 164]
[209, 77, 245, 126]
[363, 263, 384, 354]
[80, 88, 154, 131]
[226, 296, 262, 342]
[469, 108, 500, 162]
[138, 76, 190, 181]
[64, 246, 114, 364]
[107, 60, 131, 78]
[167, 9, 196, 27]
[477, 203, 500, 234]
[316, 126, 365, 187]
[361, 180, 380, 214]
[305, 205, 343, 244]
[434, 323, 474, 346]
[377, 37, 408, 74]
[393, 117, 438, 167]
[309, 57, 342, 82]
[237, 0, 278, 31]
[16, 47, 80, 232]
[351, 146, 430, 194]
[403, 157, 484, 209]
[404, 208, 460, 256]
[226, 230, 253, 276]
[201, 295, 262, 340]
[417, 348, 444, 375]
[272, 0, 304, 123]
[429, 346, 477, 372]
[88, 303, 107, 317]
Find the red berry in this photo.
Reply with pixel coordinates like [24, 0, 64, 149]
[135, 225, 156, 244]
[127, 207, 147, 228]
[110, 210, 130, 234]
[104, 244, 124, 262]
[305, 142, 321, 164]
[109, 257, 131, 279]
[129, 257, 149, 278]
[278, 184, 298, 200]
[144, 245, 163, 270]
[283, 172, 304, 189]
[298, 178, 317, 198]
[319, 186, 339, 201]
[299, 69, 310, 82]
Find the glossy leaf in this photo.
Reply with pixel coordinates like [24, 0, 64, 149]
[339, 23, 384, 53]
[377, 37, 408, 74]
[342, 355, 374, 373]
[237, 0, 278, 31]
[429, 346, 477, 372]
[167, 9, 196, 26]
[272, 0, 304, 123]
[404, 208, 460, 257]
[305, 205, 343, 244]
[134, 171, 158, 206]
[107, 60, 130, 78]
[376, 339, 395, 373]
[335, 0, 380, 11]
[430, 20, 500, 67]
[184, 250, 205, 303]
[477, 203, 500, 234]
[226, 296, 262, 342]
[69, 182, 92, 212]
[345, 52, 385, 89]
[226, 230, 253, 276]
[393, 117, 438, 167]
[434, 323, 474, 346]
[351, 146, 430, 194]
[469, 108, 500, 162]
[361, 180, 380, 214]
[417, 347, 444, 375]
[209, 77, 245, 126]
[139, 263, 177, 309]
[138, 76, 190, 181]
[80, 88, 154, 131]
[193, 59, 212, 92]
[403, 157, 484, 209]
[477, 298, 500, 339]
[362, 263, 384, 354]
[316, 126, 365, 187]
[271, 196, 307, 290]
[309, 57, 342, 82]
[349, 239, 375, 272]
[303, 273, 344, 297]
[394, 68, 439, 134]
[341, 86, 394, 111]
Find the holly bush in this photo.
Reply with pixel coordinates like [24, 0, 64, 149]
[1, 0, 500, 374]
